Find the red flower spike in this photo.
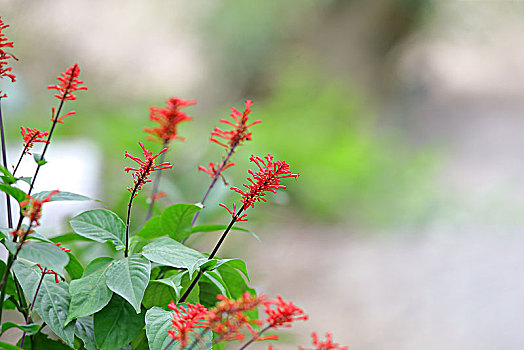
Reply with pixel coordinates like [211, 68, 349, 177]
[145, 97, 195, 143]
[36, 263, 63, 284]
[198, 161, 235, 179]
[298, 332, 348, 350]
[220, 154, 298, 221]
[210, 100, 261, 150]
[151, 191, 166, 201]
[50, 107, 76, 124]
[245, 324, 279, 341]
[263, 296, 308, 328]
[167, 302, 208, 348]
[205, 293, 265, 342]
[125, 142, 173, 197]
[20, 190, 59, 228]
[0, 17, 16, 98]
[20, 127, 49, 155]
[47, 64, 87, 101]
[54, 242, 71, 253]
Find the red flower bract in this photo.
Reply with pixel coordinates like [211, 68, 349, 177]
[198, 160, 235, 179]
[167, 301, 208, 348]
[220, 154, 298, 221]
[145, 97, 195, 143]
[20, 126, 49, 155]
[264, 295, 308, 328]
[124, 142, 173, 197]
[47, 64, 87, 101]
[210, 100, 261, 150]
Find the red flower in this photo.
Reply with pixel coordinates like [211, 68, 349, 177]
[20, 127, 49, 155]
[206, 293, 265, 342]
[50, 107, 76, 124]
[19, 190, 59, 228]
[124, 142, 173, 197]
[0, 17, 15, 98]
[167, 301, 208, 348]
[151, 191, 166, 201]
[37, 264, 63, 284]
[298, 332, 348, 350]
[54, 242, 71, 253]
[198, 161, 235, 179]
[220, 154, 298, 221]
[210, 100, 261, 150]
[263, 296, 308, 328]
[47, 64, 87, 101]
[145, 97, 195, 143]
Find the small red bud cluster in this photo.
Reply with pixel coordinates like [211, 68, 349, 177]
[145, 97, 195, 144]
[20, 127, 49, 155]
[125, 142, 173, 197]
[47, 64, 87, 101]
[0, 16, 15, 98]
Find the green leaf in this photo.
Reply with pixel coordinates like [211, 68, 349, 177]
[161, 203, 203, 241]
[66, 257, 114, 325]
[105, 254, 150, 313]
[65, 252, 84, 280]
[145, 306, 212, 350]
[0, 166, 16, 185]
[142, 272, 185, 309]
[50, 232, 94, 244]
[136, 216, 163, 239]
[0, 341, 22, 350]
[18, 177, 32, 185]
[94, 294, 145, 350]
[4, 241, 69, 273]
[130, 329, 149, 350]
[0, 322, 41, 335]
[190, 224, 259, 241]
[216, 258, 250, 281]
[32, 190, 94, 202]
[142, 237, 204, 270]
[75, 316, 97, 350]
[69, 209, 126, 250]
[20, 331, 74, 350]
[33, 153, 47, 166]
[13, 262, 75, 347]
[199, 272, 228, 308]
[216, 264, 258, 321]
[0, 184, 27, 203]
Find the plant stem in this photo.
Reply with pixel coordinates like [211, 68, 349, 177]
[191, 147, 236, 228]
[12, 142, 33, 176]
[163, 339, 175, 350]
[20, 268, 46, 348]
[178, 203, 246, 303]
[0, 98, 13, 229]
[237, 325, 272, 350]
[145, 139, 169, 221]
[124, 161, 152, 257]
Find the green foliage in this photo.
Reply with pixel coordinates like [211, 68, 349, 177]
[142, 237, 204, 270]
[4, 241, 69, 273]
[0, 322, 41, 335]
[0, 183, 26, 203]
[105, 254, 151, 313]
[32, 190, 94, 202]
[93, 295, 145, 350]
[66, 257, 113, 324]
[75, 317, 97, 350]
[69, 209, 126, 250]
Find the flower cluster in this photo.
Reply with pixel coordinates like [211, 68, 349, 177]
[264, 295, 308, 328]
[145, 97, 195, 143]
[297, 332, 348, 350]
[210, 100, 260, 150]
[36, 263, 63, 284]
[18, 190, 59, 228]
[0, 17, 16, 98]
[50, 107, 76, 124]
[20, 127, 49, 155]
[47, 64, 87, 101]
[167, 301, 208, 348]
[206, 293, 264, 342]
[124, 142, 173, 197]
[220, 154, 298, 221]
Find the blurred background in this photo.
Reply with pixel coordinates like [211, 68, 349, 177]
[1, 0, 524, 348]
